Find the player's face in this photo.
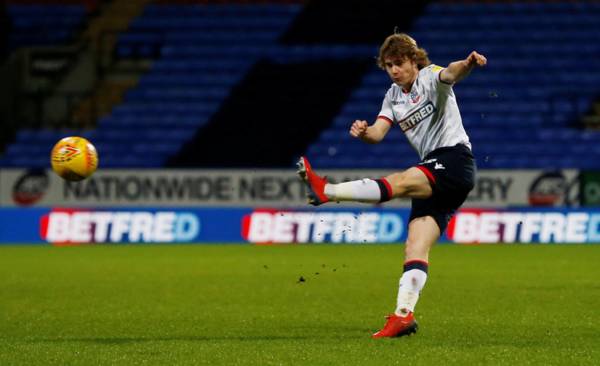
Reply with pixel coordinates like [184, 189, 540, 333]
[384, 57, 418, 88]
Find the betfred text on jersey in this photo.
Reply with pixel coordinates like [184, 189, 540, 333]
[399, 102, 436, 132]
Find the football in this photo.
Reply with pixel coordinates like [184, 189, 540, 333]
[50, 136, 99, 181]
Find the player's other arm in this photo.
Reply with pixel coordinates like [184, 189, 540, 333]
[349, 118, 391, 144]
[440, 51, 487, 84]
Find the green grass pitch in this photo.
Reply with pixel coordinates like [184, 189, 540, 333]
[1, 244, 599, 365]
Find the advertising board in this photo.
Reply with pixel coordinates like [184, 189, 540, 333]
[2, 207, 599, 245]
[0, 168, 580, 208]
[580, 171, 600, 206]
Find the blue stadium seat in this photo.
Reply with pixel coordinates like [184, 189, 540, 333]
[7, 4, 86, 50]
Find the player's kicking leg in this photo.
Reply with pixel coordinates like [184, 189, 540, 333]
[297, 156, 429, 206]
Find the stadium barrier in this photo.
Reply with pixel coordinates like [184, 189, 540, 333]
[2, 168, 596, 244]
[2, 207, 600, 245]
[0, 168, 580, 207]
[581, 171, 600, 206]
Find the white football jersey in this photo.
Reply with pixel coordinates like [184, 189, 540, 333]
[378, 64, 471, 159]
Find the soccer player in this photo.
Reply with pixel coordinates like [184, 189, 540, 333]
[297, 33, 486, 338]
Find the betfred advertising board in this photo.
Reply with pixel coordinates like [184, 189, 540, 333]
[1, 207, 600, 245]
[447, 208, 600, 243]
[0, 207, 407, 245]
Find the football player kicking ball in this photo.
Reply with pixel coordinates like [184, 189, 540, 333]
[297, 33, 486, 338]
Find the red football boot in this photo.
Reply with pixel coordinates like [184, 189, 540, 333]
[372, 312, 418, 338]
[296, 156, 330, 206]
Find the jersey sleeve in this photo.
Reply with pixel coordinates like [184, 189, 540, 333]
[377, 90, 395, 125]
[427, 64, 453, 89]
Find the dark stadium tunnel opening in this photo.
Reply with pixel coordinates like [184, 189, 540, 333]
[168, 58, 372, 168]
[280, 0, 431, 44]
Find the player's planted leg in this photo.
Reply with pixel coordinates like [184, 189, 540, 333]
[372, 312, 418, 338]
[372, 216, 438, 338]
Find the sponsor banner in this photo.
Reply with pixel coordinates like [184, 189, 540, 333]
[580, 171, 600, 206]
[1, 207, 600, 245]
[242, 209, 405, 244]
[0, 168, 580, 208]
[0, 207, 408, 245]
[448, 208, 600, 244]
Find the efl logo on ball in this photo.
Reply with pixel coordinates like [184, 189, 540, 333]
[50, 136, 99, 181]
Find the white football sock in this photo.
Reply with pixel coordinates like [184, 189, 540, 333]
[395, 268, 428, 316]
[324, 179, 382, 203]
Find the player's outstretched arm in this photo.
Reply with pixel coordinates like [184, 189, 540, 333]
[440, 51, 487, 84]
[349, 118, 391, 144]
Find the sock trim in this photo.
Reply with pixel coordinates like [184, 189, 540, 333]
[375, 178, 393, 202]
[404, 260, 429, 273]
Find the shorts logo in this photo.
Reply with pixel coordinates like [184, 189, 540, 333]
[399, 102, 436, 132]
[434, 163, 445, 170]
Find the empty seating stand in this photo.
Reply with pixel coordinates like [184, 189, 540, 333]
[6, 2, 86, 51]
[2, 2, 599, 170]
[88, 4, 302, 167]
[0, 3, 303, 168]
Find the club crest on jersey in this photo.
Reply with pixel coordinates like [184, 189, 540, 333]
[409, 90, 420, 104]
[398, 102, 436, 132]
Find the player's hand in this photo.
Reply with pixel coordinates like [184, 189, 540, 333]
[350, 120, 368, 138]
[467, 51, 487, 67]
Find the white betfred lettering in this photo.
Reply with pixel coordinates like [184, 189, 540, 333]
[479, 213, 500, 243]
[453, 213, 479, 242]
[399, 102, 436, 131]
[587, 214, 600, 242]
[540, 213, 566, 243]
[247, 213, 273, 242]
[450, 211, 596, 244]
[501, 213, 523, 243]
[174, 213, 200, 241]
[313, 214, 335, 242]
[153, 212, 175, 242]
[70, 213, 92, 242]
[129, 212, 154, 242]
[332, 213, 357, 243]
[44, 211, 199, 243]
[110, 213, 131, 242]
[519, 214, 543, 243]
[46, 212, 70, 242]
[565, 213, 588, 242]
[93, 212, 113, 242]
[244, 211, 402, 243]
[272, 213, 295, 242]
[357, 213, 379, 243]
[377, 214, 403, 242]
[294, 213, 314, 242]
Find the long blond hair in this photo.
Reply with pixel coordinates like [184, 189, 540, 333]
[377, 33, 431, 70]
